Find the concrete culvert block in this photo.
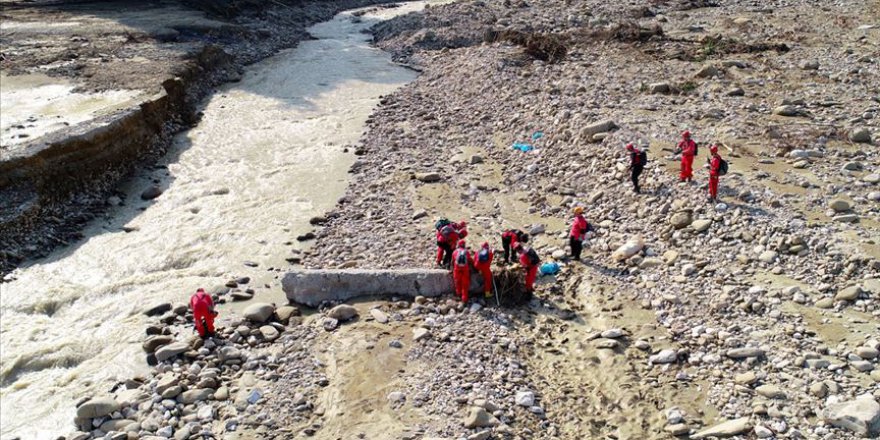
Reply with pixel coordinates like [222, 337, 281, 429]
[282, 269, 485, 307]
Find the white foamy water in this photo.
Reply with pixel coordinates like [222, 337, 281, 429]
[0, 2, 436, 437]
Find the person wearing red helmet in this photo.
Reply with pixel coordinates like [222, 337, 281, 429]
[516, 244, 540, 295]
[435, 224, 459, 268]
[500, 229, 529, 264]
[626, 143, 647, 194]
[473, 242, 495, 298]
[451, 240, 474, 302]
[453, 220, 468, 240]
[675, 130, 698, 182]
[708, 144, 722, 202]
[189, 288, 217, 338]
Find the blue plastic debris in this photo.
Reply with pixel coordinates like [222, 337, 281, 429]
[532, 131, 544, 141]
[540, 262, 560, 275]
[512, 142, 534, 152]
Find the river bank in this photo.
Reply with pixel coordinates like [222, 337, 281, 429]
[1, 2, 440, 438]
[0, 0, 412, 274]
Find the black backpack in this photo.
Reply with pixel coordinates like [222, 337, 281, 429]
[526, 248, 540, 266]
[693, 142, 699, 157]
[478, 248, 490, 263]
[435, 218, 451, 231]
[718, 159, 729, 176]
[440, 224, 456, 238]
[638, 151, 648, 166]
[456, 250, 469, 267]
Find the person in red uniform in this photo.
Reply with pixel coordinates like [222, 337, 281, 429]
[189, 288, 217, 338]
[451, 240, 474, 302]
[473, 242, 494, 298]
[500, 229, 528, 264]
[708, 144, 722, 202]
[436, 224, 460, 268]
[626, 143, 646, 194]
[675, 130, 697, 182]
[453, 220, 468, 240]
[569, 206, 590, 261]
[516, 244, 540, 294]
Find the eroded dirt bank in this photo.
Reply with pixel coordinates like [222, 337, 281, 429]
[0, 0, 408, 274]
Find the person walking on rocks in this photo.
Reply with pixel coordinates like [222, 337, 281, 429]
[501, 229, 528, 264]
[474, 242, 495, 298]
[516, 244, 540, 295]
[707, 144, 725, 203]
[675, 130, 698, 182]
[569, 207, 592, 261]
[626, 143, 648, 194]
[189, 288, 217, 338]
[451, 240, 474, 302]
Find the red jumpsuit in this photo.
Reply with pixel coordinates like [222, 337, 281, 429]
[435, 229, 459, 266]
[451, 248, 473, 302]
[678, 138, 697, 181]
[474, 248, 494, 296]
[519, 250, 539, 292]
[708, 154, 722, 200]
[501, 230, 522, 264]
[189, 290, 215, 337]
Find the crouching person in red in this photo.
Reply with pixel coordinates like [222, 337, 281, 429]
[190, 288, 218, 338]
[451, 240, 474, 303]
[516, 244, 540, 295]
[474, 242, 494, 298]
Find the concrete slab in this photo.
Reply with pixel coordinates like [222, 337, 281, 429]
[282, 269, 485, 307]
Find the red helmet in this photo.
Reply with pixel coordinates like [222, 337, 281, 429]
[481, 242, 490, 249]
[682, 130, 691, 139]
[710, 144, 719, 154]
[625, 143, 635, 151]
[457, 239, 467, 248]
[458, 220, 467, 227]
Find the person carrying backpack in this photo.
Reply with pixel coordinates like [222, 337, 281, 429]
[189, 288, 218, 338]
[626, 143, 648, 194]
[707, 144, 726, 203]
[473, 242, 495, 298]
[435, 223, 459, 268]
[501, 229, 528, 264]
[674, 130, 698, 182]
[451, 240, 474, 302]
[516, 244, 540, 294]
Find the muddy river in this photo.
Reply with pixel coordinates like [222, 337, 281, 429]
[0, 2, 437, 437]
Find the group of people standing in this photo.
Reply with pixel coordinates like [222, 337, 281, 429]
[435, 220, 541, 302]
[626, 130, 728, 202]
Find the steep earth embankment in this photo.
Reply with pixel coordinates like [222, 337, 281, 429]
[0, 0, 403, 274]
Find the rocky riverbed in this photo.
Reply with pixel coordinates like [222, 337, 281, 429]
[26, 0, 880, 439]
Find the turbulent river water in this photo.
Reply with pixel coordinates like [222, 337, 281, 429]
[0, 3, 434, 437]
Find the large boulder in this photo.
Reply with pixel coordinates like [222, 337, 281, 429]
[463, 407, 499, 429]
[850, 128, 872, 144]
[76, 397, 120, 418]
[612, 236, 644, 262]
[327, 304, 358, 321]
[669, 211, 692, 229]
[829, 199, 852, 213]
[154, 342, 189, 362]
[178, 388, 215, 404]
[243, 303, 275, 323]
[822, 396, 880, 436]
[691, 417, 752, 439]
[580, 120, 618, 138]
